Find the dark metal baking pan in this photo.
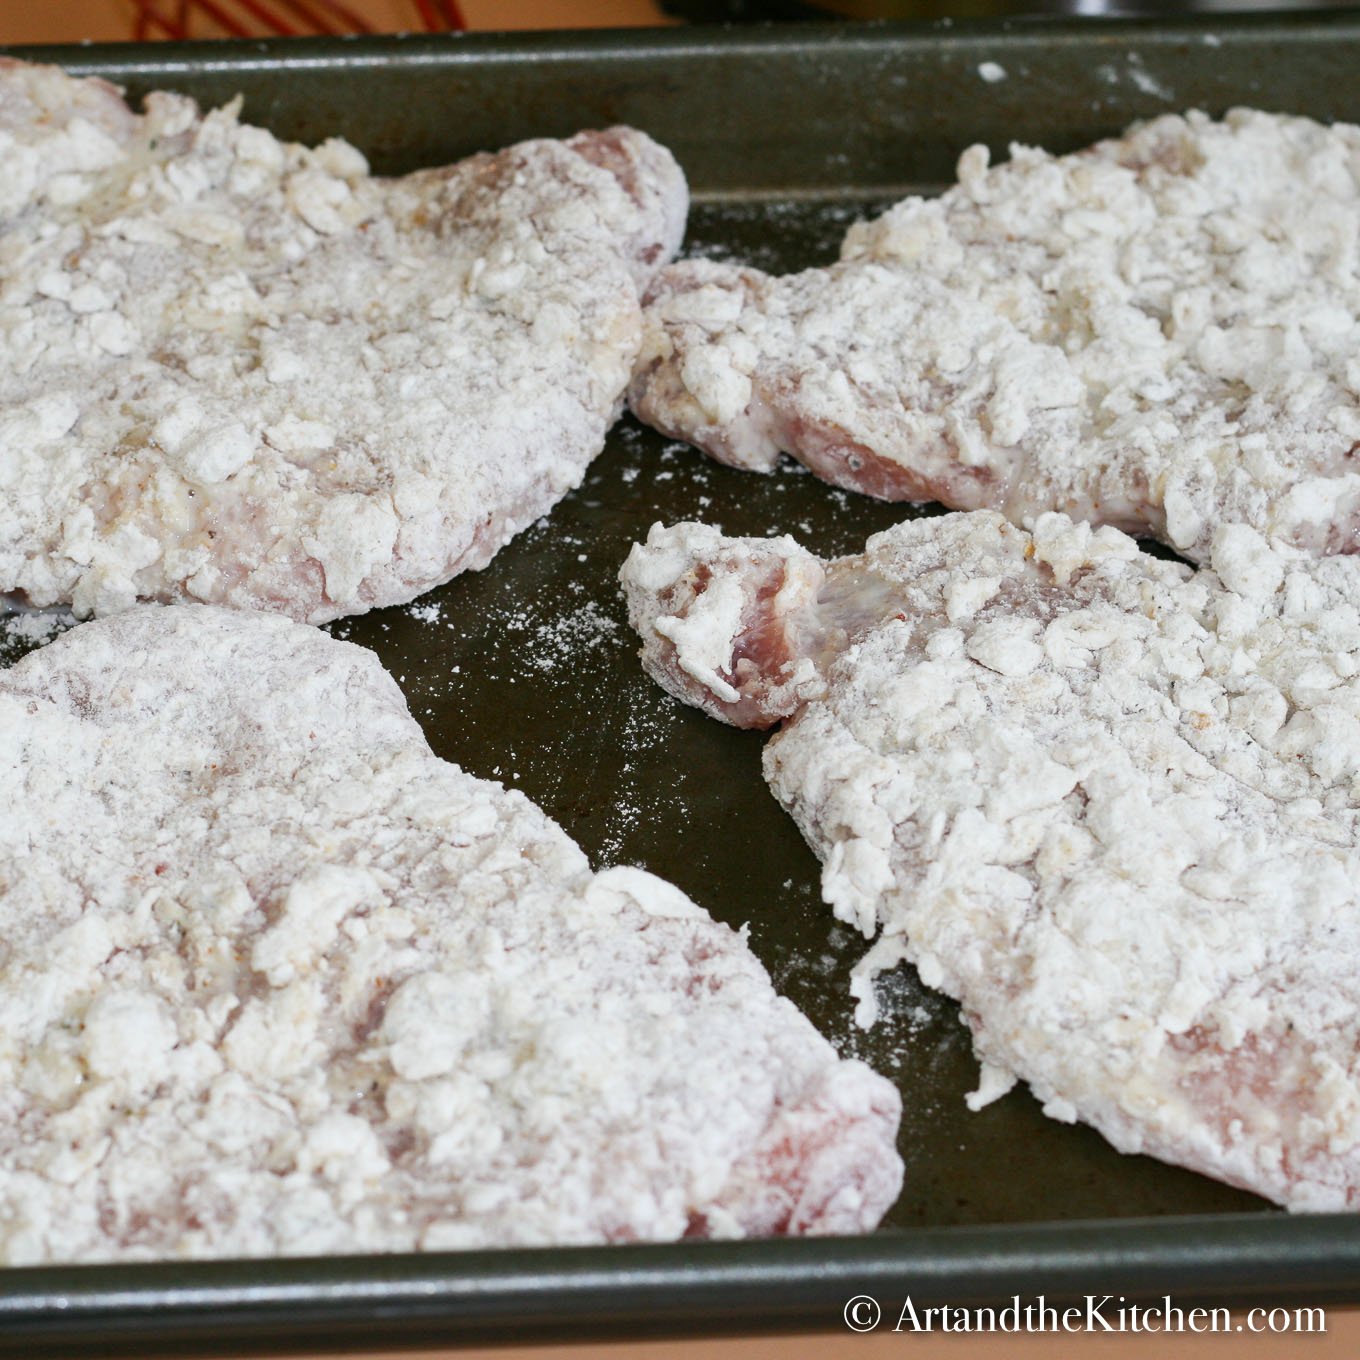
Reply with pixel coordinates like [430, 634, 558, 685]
[3, 15, 1360, 1349]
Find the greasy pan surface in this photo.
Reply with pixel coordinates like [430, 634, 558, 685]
[3, 16, 1360, 1346]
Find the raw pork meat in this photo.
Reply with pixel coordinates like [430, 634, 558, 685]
[630, 110, 1360, 563]
[0, 605, 902, 1263]
[622, 510, 1360, 1210]
[0, 59, 686, 623]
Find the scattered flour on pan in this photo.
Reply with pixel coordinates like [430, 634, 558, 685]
[524, 601, 620, 673]
[0, 609, 76, 660]
[406, 600, 443, 625]
[1125, 53, 1174, 101]
[680, 200, 884, 275]
[429, 596, 621, 675]
[594, 697, 687, 867]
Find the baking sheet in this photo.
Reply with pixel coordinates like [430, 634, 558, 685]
[3, 16, 1360, 1348]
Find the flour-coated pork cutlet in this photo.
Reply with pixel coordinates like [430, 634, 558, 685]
[623, 510, 1360, 1210]
[630, 110, 1360, 563]
[0, 605, 902, 1263]
[0, 59, 686, 623]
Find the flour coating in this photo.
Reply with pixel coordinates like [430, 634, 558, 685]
[0, 59, 687, 622]
[0, 605, 902, 1262]
[630, 110, 1360, 562]
[623, 511, 1360, 1209]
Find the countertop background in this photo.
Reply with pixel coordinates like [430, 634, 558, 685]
[223, 1329, 1358, 1357]
[0, 0, 671, 43]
